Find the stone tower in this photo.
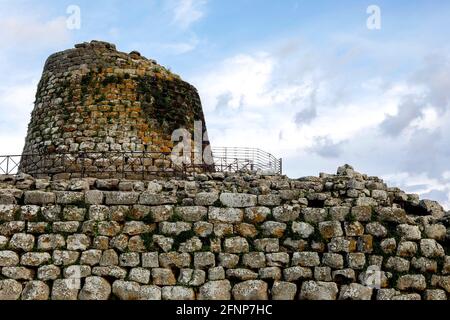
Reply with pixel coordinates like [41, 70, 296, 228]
[20, 40, 211, 178]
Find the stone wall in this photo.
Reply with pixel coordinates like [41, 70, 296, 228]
[19, 40, 211, 177]
[0, 165, 449, 300]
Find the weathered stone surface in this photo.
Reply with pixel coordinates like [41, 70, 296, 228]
[0, 250, 20, 266]
[224, 237, 249, 253]
[424, 289, 447, 300]
[198, 280, 231, 300]
[397, 224, 422, 240]
[21, 281, 50, 300]
[365, 222, 387, 237]
[259, 267, 282, 280]
[209, 207, 243, 223]
[0, 279, 22, 300]
[411, 257, 437, 273]
[112, 280, 140, 300]
[351, 206, 372, 222]
[339, 283, 373, 300]
[292, 252, 320, 267]
[159, 252, 191, 268]
[242, 252, 266, 269]
[425, 224, 446, 240]
[21, 252, 51, 266]
[397, 241, 417, 257]
[261, 221, 286, 238]
[152, 268, 177, 286]
[38, 265, 61, 281]
[220, 193, 257, 208]
[329, 206, 350, 221]
[194, 252, 216, 269]
[55, 192, 84, 205]
[129, 268, 151, 284]
[271, 281, 297, 300]
[85, 190, 104, 205]
[0, 205, 19, 222]
[105, 192, 140, 205]
[139, 192, 177, 205]
[24, 191, 55, 205]
[178, 269, 206, 286]
[291, 222, 314, 238]
[119, 252, 140, 267]
[176, 206, 207, 222]
[37, 234, 65, 251]
[226, 268, 258, 281]
[159, 222, 191, 236]
[2, 267, 34, 280]
[283, 267, 313, 281]
[139, 285, 162, 300]
[254, 238, 279, 253]
[149, 205, 173, 222]
[431, 275, 450, 292]
[302, 208, 327, 223]
[142, 252, 159, 268]
[218, 253, 240, 269]
[195, 192, 219, 206]
[67, 234, 90, 251]
[319, 221, 343, 239]
[53, 250, 80, 266]
[386, 257, 410, 272]
[79, 276, 111, 300]
[51, 279, 79, 300]
[162, 286, 195, 300]
[346, 253, 366, 270]
[266, 253, 289, 267]
[420, 239, 445, 258]
[419, 199, 444, 218]
[397, 275, 427, 291]
[245, 207, 270, 223]
[299, 281, 338, 300]
[322, 253, 344, 269]
[232, 280, 268, 300]
[273, 205, 300, 222]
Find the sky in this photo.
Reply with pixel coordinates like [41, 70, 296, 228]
[1, 0, 450, 208]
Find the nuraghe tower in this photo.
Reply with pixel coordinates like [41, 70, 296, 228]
[19, 40, 211, 179]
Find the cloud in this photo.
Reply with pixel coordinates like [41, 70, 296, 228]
[294, 88, 318, 126]
[380, 95, 425, 136]
[158, 36, 200, 54]
[0, 81, 36, 154]
[308, 136, 346, 159]
[214, 91, 233, 113]
[0, 15, 70, 49]
[380, 55, 450, 137]
[171, 0, 208, 29]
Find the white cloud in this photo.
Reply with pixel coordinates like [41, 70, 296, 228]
[0, 15, 70, 49]
[157, 36, 200, 54]
[0, 81, 36, 154]
[171, 0, 208, 29]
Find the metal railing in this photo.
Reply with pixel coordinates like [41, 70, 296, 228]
[0, 147, 282, 178]
[211, 147, 282, 174]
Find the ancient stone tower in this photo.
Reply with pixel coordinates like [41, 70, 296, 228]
[20, 40, 211, 178]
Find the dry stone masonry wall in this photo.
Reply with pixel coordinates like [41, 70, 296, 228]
[0, 165, 449, 300]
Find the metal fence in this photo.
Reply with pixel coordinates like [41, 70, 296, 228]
[212, 147, 282, 174]
[0, 147, 282, 178]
